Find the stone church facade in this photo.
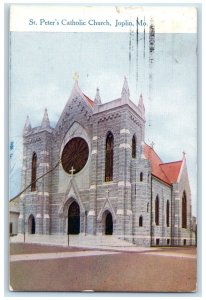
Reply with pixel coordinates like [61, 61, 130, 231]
[18, 78, 196, 246]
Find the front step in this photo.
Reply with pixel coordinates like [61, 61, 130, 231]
[10, 234, 135, 249]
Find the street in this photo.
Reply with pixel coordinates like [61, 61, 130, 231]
[9, 243, 197, 292]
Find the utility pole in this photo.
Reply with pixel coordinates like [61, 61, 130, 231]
[23, 202, 25, 243]
[67, 166, 76, 246]
[85, 210, 88, 236]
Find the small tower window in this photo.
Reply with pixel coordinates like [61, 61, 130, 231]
[166, 200, 170, 227]
[132, 135, 136, 158]
[139, 216, 143, 227]
[140, 172, 143, 182]
[105, 132, 114, 182]
[155, 195, 159, 226]
[147, 202, 149, 213]
[31, 152, 37, 191]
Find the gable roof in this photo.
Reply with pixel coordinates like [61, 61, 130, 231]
[144, 143, 182, 185]
[160, 161, 182, 184]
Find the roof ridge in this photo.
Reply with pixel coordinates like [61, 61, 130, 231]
[160, 160, 182, 166]
[144, 142, 163, 163]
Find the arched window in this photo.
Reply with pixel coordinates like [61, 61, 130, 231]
[31, 152, 37, 191]
[155, 196, 159, 225]
[166, 200, 170, 227]
[105, 132, 114, 182]
[139, 215, 143, 227]
[182, 191, 187, 228]
[140, 172, 143, 182]
[132, 134, 136, 158]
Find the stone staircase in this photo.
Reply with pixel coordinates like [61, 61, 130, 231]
[10, 234, 140, 251]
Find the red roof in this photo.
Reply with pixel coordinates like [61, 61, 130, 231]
[144, 143, 182, 185]
[83, 94, 94, 107]
[160, 161, 182, 184]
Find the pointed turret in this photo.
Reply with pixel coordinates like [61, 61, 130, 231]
[23, 115, 31, 135]
[138, 93, 145, 110]
[182, 151, 186, 160]
[138, 93, 145, 118]
[94, 88, 102, 105]
[41, 108, 50, 129]
[121, 76, 130, 101]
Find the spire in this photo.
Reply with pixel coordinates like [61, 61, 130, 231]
[138, 93, 145, 109]
[121, 76, 130, 100]
[138, 93, 145, 118]
[41, 108, 50, 129]
[23, 115, 31, 135]
[182, 151, 186, 161]
[94, 88, 102, 105]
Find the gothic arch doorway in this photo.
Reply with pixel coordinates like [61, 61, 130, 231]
[68, 201, 80, 234]
[104, 211, 113, 235]
[28, 214, 35, 234]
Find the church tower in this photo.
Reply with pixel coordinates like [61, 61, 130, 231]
[88, 77, 147, 241]
[19, 109, 53, 235]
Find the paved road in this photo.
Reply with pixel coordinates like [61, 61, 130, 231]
[9, 243, 197, 292]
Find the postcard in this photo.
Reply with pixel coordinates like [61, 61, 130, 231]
[9, 4, 197, 292]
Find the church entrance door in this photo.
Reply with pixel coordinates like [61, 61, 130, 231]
[28, 214, 35, 234]
[105, 212, 113, 235]
[68, 201, 80, 234]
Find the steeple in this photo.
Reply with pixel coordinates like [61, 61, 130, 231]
[94, 88, 102, 105]
[23, 115, 31, 135]
[121, 76, 130, 101]
[41, 108, 50, 129]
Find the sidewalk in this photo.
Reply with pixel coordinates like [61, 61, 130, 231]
[10, 250, 121, 262]
[10, 233, 154, 252]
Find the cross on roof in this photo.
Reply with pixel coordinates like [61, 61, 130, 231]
[69, 166, 76, 177]
[73, 72, 79, 81]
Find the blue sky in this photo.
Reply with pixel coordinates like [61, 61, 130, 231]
[9, 31, 197, 215]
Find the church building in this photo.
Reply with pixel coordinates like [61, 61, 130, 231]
[18, 78, 195, 246]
